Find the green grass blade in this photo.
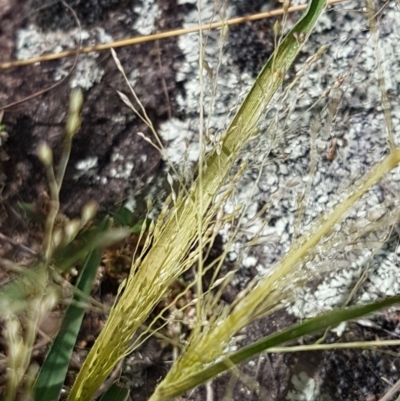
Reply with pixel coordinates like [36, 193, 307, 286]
[54, 217, 129, 272]
[68, 0, 328, 399]
[0, 265, 47, 318]
[147, 0, 328, 398]
[34, 249, 103, 400]
[99, 384, 129, 401]
[220, 0, 327, 152]
[158, 295, 400, 399]
[0, 219, 127, 318]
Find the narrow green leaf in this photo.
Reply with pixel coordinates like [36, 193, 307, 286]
[34, 249, 103, 400]
[112, 205, 134, 226]
[18, 201, 45, 223]
[0, 220, 127, 319]
[99, 383, 129, 401]
[55, 217, 129, 272]
[0, 265, 48, 318]
[159, 296, 400, 399]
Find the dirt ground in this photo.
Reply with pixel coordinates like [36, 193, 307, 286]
[1, 1, 400, 400]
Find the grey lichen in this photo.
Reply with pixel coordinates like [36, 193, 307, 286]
[15, 25, 109, 90]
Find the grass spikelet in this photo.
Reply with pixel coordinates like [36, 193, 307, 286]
[151, 148, 400, 400]
[68, 0, 329, 399]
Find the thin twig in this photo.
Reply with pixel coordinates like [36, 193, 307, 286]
[0, 0, 347, 70]
[0, 0, 81, 110]
[0, 233, 37, 257]
[154, 39, 172, 120]
[377, 377, 400, 401]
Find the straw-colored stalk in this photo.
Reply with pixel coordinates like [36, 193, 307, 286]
[68, 0, 328, 399]
[150, 148, 400, 400]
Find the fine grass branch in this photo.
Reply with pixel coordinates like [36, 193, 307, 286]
[1, 90, 130, 400]
[3, 89, 86, 401]
[149, 148, 400, 400]
[154, 294, 400, 400]
[68, 0, 328, 399]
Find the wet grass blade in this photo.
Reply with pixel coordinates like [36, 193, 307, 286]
[34, 249, 103, 400]
[158, 295, 400, 399]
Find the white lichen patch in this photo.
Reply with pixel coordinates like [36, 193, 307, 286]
[162, 0, 400, 321]
[159, 0, 251, 166]
[15, 25, 112, 90]
[287, 372, 317, 401]
[69, 54, 104, 89]
[16, 26, 82, 61]
[108, 161, 134, 179]
[75, 157, 98, 171]
[132, 0, 161, 36]
[160, 118, 200, 164]
[74, 157, 98, 180]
